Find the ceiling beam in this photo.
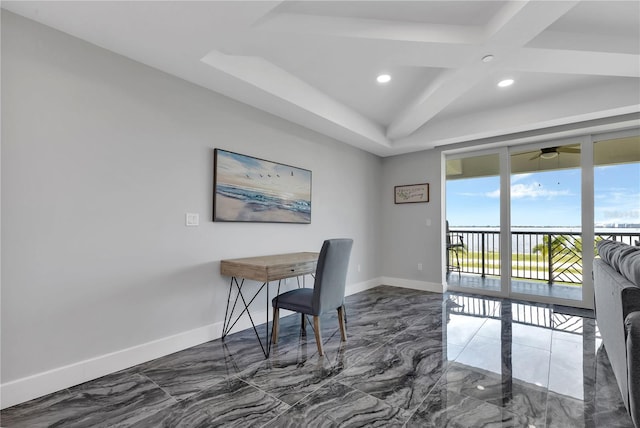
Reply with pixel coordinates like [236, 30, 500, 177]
[506, 48, 640, 78]
[386, 0, 580, 141]
[255, 12, 484, 44]
[200, 50, 392, 152]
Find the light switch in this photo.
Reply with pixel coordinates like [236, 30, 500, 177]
[185, 213, 199, 226]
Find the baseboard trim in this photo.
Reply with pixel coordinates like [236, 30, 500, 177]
[346, 277, 383, 296]
[380, 277, 444, 293]
[0, 321, 224, 410]
[0, 278, 382, 409]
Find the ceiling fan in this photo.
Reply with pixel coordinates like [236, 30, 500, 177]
[529, 146, 581, 160]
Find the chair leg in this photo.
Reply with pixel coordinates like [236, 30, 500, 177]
[337, 305, 347, 342]
[313, 316, 324, 356]
[446, 247, 451, 274]
[301, 313, 306, 333]
[272, 307, 279, 344]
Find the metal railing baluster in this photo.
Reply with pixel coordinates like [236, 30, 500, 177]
[447, 228, 640, 285]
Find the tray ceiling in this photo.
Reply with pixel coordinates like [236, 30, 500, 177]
[3, 1, 639, 156]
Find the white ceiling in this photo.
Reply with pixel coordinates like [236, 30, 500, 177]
[3, 1, 639, 156]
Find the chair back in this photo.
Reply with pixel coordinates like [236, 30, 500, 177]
[312, 239, 353, 315]
[446, 220, 452, 246]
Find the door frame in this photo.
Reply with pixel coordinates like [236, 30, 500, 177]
[443, 147, 506, 300]
[504, 136, 591, 308]
[443, 128, 639, 309]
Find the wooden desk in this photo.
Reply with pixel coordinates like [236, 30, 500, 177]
[221, 252, 318, 282]
[220, 252, 319, 357]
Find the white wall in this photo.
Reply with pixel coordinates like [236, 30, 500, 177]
[380, 150, 444, 291]
[1, 11, 384, 406]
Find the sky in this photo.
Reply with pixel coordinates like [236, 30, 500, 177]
[216, 150, 311, 200]
[446, 163, 640, 227]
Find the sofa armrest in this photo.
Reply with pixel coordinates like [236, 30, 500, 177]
[625, 311, 640, 427]
[624, 288, 640, 321]
[594, 258, 640, 414]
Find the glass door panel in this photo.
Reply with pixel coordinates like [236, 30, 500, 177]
[510, 143, 582, 301]
[594, 136, 640, 247]
[446, 153, 501, 293]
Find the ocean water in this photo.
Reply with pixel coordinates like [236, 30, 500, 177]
[216, 184, 311, 215]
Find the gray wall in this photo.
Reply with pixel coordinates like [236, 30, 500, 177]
[381, 150, 444, 287]
[1, 11, 384, 385]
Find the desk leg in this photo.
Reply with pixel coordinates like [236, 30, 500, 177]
[222, 278, 272, 356]
[236, 282, 267, 357]
[222, 276, 239, 339]
[222, 277, 256, 338]
[222, 277, 294, 359]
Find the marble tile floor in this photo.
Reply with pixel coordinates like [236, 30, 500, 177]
[1, 285, 633, 427]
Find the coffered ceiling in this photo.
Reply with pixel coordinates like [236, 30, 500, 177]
[3, 1, 639, 156]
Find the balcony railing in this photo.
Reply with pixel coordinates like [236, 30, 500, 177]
[448, 228, 640, 285]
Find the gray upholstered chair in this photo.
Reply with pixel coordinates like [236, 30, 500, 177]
[271, 238, 353, 356]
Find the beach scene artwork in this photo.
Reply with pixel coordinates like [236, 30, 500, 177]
[214, 149, 311, 223]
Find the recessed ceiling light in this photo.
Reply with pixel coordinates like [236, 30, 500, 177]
[482, 55, 494, 63]
[498, 79, 514, 88]
[377, 74, 391, 84]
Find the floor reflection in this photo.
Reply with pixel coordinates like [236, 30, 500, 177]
[447, 273, 583, 301]
[439, 292, 624, 427]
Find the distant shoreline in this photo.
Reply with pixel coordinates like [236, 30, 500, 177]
[215, 193, 311, 223]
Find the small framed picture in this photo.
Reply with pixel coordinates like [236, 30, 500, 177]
[394, 183, 429, 204]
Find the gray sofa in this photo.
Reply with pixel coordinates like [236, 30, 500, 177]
[594, 239, 640, 427]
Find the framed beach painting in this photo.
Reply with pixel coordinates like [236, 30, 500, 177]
[213, 149, 312, 223]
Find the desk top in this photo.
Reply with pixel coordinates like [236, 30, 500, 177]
[220, 252, 319, 282]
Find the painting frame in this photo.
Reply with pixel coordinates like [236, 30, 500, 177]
[213, 149, 312, 223]
[394, 183, 429, 204]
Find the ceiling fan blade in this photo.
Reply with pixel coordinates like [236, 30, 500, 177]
[529, 153, 541, 160]
[557, 147, 581, 154]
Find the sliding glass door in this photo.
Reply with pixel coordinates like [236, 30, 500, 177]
[445, 152, 502, 294]
[444, 129, 639, 308]
[509, 142, 582, 302]
[594, 135, 640, 247]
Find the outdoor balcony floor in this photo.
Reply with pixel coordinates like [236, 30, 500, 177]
[447, 273, 582, 301]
